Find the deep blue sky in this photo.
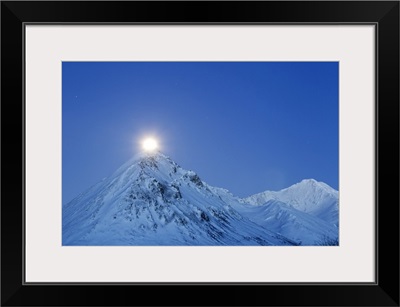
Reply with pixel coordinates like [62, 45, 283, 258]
[62, 62, 338, 204]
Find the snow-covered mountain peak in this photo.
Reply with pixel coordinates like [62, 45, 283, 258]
[245, 179, 337, 202]
[113, 151, 174, 170]
[136, 152, 176, 172]
[299, 178, 319, 186]
[106, 151, 184, 183]
[135, 151, 175, 164]
[308, 179, 333, 190]
[295, 179, 337, 193]
[243, 179, 339, 226]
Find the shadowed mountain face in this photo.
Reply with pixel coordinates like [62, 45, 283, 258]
[63, 152, 338, 246]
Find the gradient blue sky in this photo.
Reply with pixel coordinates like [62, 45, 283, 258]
[62, 62, 338, 204]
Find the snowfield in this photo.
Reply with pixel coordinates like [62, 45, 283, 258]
[63, 152, 339, 246]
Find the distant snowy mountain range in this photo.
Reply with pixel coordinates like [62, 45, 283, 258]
[63, 152, 339, 246]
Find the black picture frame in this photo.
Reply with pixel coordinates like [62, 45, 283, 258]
[1, 1, 399, 306]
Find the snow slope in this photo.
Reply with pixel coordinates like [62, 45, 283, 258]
[63, 152, 296, 246]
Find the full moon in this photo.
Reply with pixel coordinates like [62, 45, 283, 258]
[142, 138, 158, 152]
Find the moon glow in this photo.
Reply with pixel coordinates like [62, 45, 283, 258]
[142, 138, 158, 152]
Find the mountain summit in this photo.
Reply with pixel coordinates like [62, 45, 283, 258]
[63, 152, 297, 246]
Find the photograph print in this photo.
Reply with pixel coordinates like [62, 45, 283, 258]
[62, 62, 339, 246]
